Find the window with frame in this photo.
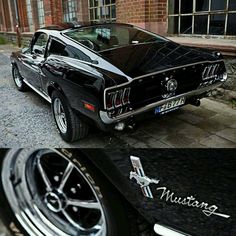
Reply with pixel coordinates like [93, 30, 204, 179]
[37, 0, 45, 28]
[168, 0, 236, 36]
[48, 39, 92, 62]
[62, 0, 78, 22]
[89, 0, 116, 23]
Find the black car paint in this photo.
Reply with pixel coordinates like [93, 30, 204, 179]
[81, 149, 236, 236]
[99, 41, 220, 78]
[11, 24, 226, 131]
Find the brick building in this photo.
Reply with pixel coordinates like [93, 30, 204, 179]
[0, 0, 236, 48]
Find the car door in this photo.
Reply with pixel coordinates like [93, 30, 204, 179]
[21, 32, 48, 89]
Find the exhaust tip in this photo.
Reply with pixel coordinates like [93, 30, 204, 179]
[114, 122, 125, 131]
[190, 99, 201, 107]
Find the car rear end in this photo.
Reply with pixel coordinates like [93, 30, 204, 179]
[100, 59, 227, 128]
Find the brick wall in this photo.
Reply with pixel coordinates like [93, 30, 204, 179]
[116, 0, 168, 35]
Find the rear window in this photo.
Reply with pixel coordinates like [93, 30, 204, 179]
[63, 25, 168, 52]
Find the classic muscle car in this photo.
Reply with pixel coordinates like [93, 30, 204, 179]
[0, 149, 235, 236]
[10, 23, 228, 142]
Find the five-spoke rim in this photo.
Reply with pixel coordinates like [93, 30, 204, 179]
[1, 149, 107, 236]
[53, 98, 67, 134]
[13, 67, 23, 88]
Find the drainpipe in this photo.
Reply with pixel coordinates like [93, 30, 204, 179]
[13, 0, 21, 47]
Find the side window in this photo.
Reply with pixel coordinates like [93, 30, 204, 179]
[62, 45, 92, 63]
[48, 39, 66, 56]
[32, 33, 48, 55]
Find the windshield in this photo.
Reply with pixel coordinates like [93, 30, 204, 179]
[64, 24, 168, 52]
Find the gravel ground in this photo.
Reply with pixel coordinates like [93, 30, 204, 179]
[0, 46, 236, 148]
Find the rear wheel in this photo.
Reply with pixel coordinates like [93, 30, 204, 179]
[51, 91, 89, 142]
[12, 65, 28, 91]
[0, 149, 140, 236]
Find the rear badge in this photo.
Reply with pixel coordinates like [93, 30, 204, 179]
[130, 156, 230, 219]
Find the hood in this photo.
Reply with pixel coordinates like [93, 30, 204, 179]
[99, 41, 217, 78]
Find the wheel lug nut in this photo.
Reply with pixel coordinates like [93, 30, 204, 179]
[72, 207, 78, 212]
[54, 176, 59, 182]
[77, 184, 81, 189]
[71, 188, 76, 194]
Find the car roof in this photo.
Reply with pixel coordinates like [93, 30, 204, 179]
[40, 22, 134, 32]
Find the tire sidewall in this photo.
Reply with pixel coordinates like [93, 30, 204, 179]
[51, 91, 74, 142]
[58, 149, 132, 236]
[0, 150, 30, 236]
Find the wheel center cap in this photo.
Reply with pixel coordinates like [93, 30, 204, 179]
[44, 191, 66, 213]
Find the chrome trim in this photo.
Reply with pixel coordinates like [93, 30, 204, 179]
[100, 82, 223, 124]
[23, 79, 52, 103]
[103, 59, 224, 109]
[154, 224, 191, 236]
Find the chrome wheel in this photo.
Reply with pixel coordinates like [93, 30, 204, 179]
[53, 98, 67, 134]
[13, 67, 23, 88]
[2, 149, 107, 236]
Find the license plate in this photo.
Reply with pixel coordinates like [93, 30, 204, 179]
[155, 97, 186, 114]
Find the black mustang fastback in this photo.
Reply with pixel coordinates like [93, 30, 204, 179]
[10, 23, 228, 142]
[0, 149, 235, 236]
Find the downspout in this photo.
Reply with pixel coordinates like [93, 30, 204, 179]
[13, 0, 21, 47]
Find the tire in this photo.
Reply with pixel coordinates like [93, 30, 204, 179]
[51, 91, 89, 142]
[0, 149, 143, 236]
[12, 65, 28, 92]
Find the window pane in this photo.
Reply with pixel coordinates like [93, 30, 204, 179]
[90, 9, 94, 20]
[229, 0, 236, 10]
[180, 16, 192, 33]
[194, 15, 208, 34]
[181, 0, 193, 13]
[227, 14, 236, 35]
[94, 0, 99, 7]
[111, 5, 116, 18]
[168, 16, 178, 34]
[211, 1, 226, 10]
[95, 8, 99, 19]
[90, 0, 93, 7]
[196, 0, 209, 11]
[169, 0, 179, 14]
[209, 14, 225, 35]
[111, 0, 115, 3]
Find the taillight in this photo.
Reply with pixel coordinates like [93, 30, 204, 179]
[107, 92, 115, 110]
[105, 87, 131, 116]
[114, 90, 123, 108]
[122, 88, 131, 105]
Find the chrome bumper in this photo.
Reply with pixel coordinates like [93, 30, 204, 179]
[100, 82, 223, 124]
[154, 223, 191, 236]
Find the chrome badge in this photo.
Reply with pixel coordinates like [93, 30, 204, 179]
[166, 78, 178, 92]
[130, 156, 159, 198]
[129, 156, 230, 218]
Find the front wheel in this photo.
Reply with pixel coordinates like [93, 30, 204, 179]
[12, 65, 28, 91]
[0, 149, 140, 236]
[51, 91, 89, 142]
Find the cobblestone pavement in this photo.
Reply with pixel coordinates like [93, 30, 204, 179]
[0, 46, 236, 148]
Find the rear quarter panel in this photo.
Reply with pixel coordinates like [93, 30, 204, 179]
[84, 149, 236, 236]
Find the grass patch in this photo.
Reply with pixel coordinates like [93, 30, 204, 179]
[0, 36, 7, 45]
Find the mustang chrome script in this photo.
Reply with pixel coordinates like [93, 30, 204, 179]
[129, 156, 230, 219]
